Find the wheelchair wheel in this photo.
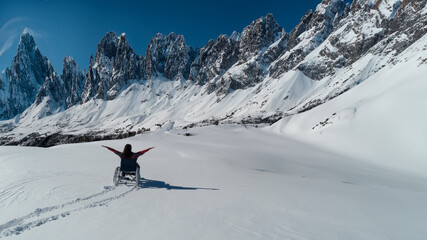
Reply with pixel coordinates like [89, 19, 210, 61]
[135, 168, 140, 187]
[113, 166, 120, 186]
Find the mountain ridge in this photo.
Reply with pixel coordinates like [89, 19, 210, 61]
[0, 0, 426, 146]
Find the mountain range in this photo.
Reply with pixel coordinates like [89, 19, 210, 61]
[0, 0, 426, 146]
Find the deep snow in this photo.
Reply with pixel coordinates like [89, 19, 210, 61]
[271, 33, 427, 177]
[1, 126, 427, 239]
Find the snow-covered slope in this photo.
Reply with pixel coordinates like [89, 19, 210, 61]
[1, 126, 427, 239]
[0, 0, 425, 146]
[270, 33, 427, 176]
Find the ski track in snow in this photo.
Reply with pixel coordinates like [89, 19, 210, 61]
[0, 173, 68, 208]
[0, 185, 136, 238]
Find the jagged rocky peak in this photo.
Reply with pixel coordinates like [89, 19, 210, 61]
[230, 31, 241, 41]
[189, 14, 287, 96]
[62, 56, 85, 107]
[64, 55, 77, 66]
[145, 32, 195, 80]
[191, 14, 287, 95]
[239, 13, 283, 60]
[27, 43, 70, 119]
[83, 31, 145, 101]
[304, 0, 346, 48]
[110, 32, 146, 98]
[271, 0, 425, 82]
[287, 0, 346, 49]
[117, 32, 130, 49]
[116, 32, 135, 56]
[145, 33, 177, 79]
[286, 10, 313, 50]
[190, 33, 240, 86]
[96, 31, 118, 61]
[17, 32, 38, 60]
[269, 0, 347, 79]
[113, 31, 139, 76]
[82, 32, 119, 101]
[0, 32, 57, 120]
[14, 32, 48, 86]
[164, 34, 196, 80]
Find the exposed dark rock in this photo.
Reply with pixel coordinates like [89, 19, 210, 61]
[386, 0, 426, 53]
[2, 130, 143, 148]
[239, 13, 283, 61]
[0, 33, 56, 119]
[287, 10, 314, 50]
[110, 33, 146, 99]
[164, 35, 197, 80]
[191, 34, 240, 86]
[62, 56, 86, 107]
[208, 14, 285, 95]
[82, 32, 145, 102]
[270, 0, 347, 79]
[294, 0, 426, 81]
[145, 33, 195, 80]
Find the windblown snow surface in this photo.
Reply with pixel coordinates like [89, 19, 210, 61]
[1, 120, 427, 239]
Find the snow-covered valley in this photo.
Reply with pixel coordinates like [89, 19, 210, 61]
[1, 126, 427, 240]
[0, 0, 426, 239]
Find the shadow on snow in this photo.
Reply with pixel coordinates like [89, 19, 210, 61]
[138, 178, 219, 191]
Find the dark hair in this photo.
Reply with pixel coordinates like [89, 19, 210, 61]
[122, 144, 133, 158]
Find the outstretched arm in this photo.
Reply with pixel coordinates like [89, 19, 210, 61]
[102, 145, 122, 156]
[135, 147, 154, 157]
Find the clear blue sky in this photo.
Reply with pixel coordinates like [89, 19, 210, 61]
[0, 0, 339, 73]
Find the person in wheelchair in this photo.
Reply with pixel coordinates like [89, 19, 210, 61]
[103, 144, 154, 176]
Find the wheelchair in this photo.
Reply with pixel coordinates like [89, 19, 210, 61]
[113, 160, 141, 187]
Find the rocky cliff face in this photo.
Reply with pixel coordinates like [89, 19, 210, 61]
[239, 13, 283, 61]
[0, 33, 57, 120]
[82, 32, 117, 102]
[189, 34, 240, 86]
[383, 0, 426, 54]
[164, 35, 197, 80]
[278, 0, 426, 81]
[110, 33, 146, 98]
[192, 14, 286, 96]
[82, 32, 145, 102]
[145, 33, 196, 80]
[270, 0, 347, 79]
[62, 56, 86, 108]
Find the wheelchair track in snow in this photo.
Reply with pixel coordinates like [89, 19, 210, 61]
[0, 185, 136, 238]
[0, 173, 77, 209]
[0, 176, 48, 208]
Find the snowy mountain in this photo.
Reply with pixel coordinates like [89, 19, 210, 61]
[0, 33, 60, 120]
[0, 1, 427, 239]
[0, 0, 426, 146]
[145, 32, 196, 81]
[82, 32, 145, 102]
[62, 56, 86, 108]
